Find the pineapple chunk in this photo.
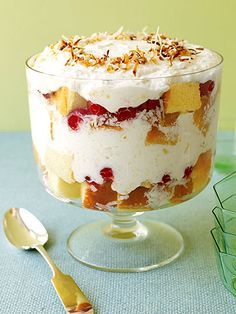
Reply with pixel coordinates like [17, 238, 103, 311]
[46, 86, 87, 116]
[191, 150, 212, 193]
[146, 126, 178, 145]
[47, 171, 81, 199]
[159, 112, 180, 127]
[163, 82, 201, 113]
[193, 95, 210, 135]
[45, 148, 74, 183]
[117, 187, 149, 209]
[171, 179, 193, 203]
[81, 182, 117, 209]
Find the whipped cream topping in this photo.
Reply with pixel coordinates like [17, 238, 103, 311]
[30, 29, 221, 79]
[27, 30, 222, 113]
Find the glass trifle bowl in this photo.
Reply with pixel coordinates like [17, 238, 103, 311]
[26, 31, 223, 272]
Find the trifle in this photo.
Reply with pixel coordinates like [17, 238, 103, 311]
[26, 29, 223, 271]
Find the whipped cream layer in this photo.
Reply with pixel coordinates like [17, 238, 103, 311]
[27, 31, 222, 112]
[32, 39, 220, 79]
[29, 93, 218, 197]
[59, 112, 216, 195]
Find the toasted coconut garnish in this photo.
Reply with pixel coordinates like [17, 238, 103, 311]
[45, 29, 204, 76]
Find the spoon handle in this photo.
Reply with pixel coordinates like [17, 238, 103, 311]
[36, 245, 58, 275]
[36, 245, 93, 313]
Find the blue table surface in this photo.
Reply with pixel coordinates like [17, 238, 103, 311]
[0, 132, 235, 314]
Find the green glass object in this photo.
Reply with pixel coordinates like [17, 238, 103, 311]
[211, 172, 236, 296]
[213, 171, 236, 210]
[213, 206, 236, 234]
[215, 131, 236, 173]
[213, 207, 236, 255]
[211, 228, 236, 297]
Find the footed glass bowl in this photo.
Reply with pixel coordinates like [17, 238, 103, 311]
[26, 53, 223, 272]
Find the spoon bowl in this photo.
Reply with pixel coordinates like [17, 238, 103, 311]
[3, 207, 94, 313]
[3, 207, 48, 249]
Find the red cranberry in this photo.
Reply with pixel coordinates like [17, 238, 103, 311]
[77, 108, 90, 115]
[88, 101, 108, 115]
[200, 80, 215, 96]
[85, 176, 91, 182]
[67, 112, 82, 130]
[137, 100, 149, 111]
[162, 174, 171, 184]
[146, 99, 160, 111]
[116, 107, 137, 121]
[100, 167, 113, 181]
[67, 108, 89, 130]
[138, 99, 160, 112]
[183, 166, 193, 179]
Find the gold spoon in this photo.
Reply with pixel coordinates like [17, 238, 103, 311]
[3, 207, 94, 314]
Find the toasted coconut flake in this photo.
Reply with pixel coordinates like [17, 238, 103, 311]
[47, 29, 204, 75]
[133, 61, 139, 76]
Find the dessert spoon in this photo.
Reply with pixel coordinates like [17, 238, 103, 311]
[3, 207, 94, 314]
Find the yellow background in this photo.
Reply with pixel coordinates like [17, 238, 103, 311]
[0, 0, 235, 131]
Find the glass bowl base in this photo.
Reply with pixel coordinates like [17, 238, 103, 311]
[67, 218, 184, 272]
